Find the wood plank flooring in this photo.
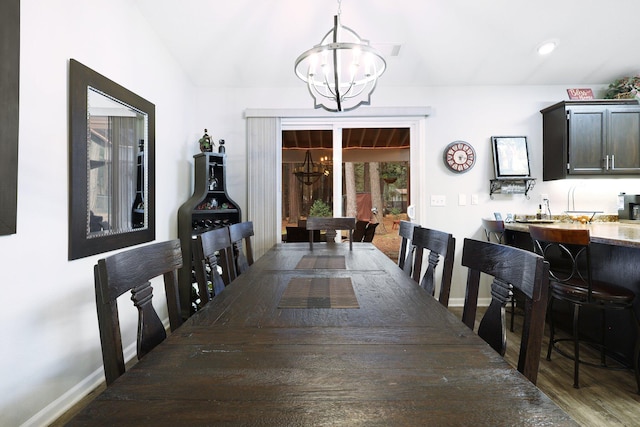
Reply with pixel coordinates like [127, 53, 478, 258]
[449, 307, 640, 427]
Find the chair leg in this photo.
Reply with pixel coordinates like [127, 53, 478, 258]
[632, 309, 640, 395]
[546, 298, 555, 361]
[600, 309, 607, 367]
[572, 304, 580, 389]
[509, 293, 515, 333]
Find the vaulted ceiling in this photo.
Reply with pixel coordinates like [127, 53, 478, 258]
[133, 0, 639, 89]
[133, 0, 638, 161]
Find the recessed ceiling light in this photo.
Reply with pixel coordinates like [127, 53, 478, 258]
[537, 40, 558, 56]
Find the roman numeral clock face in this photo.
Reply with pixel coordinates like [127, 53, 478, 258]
[443, 141, 476, 173]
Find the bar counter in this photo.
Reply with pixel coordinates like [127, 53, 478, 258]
[505, 220, 640, 248]
[504, 220, 640, 368]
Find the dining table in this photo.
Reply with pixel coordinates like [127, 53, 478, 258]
[68, 242, 577, 426]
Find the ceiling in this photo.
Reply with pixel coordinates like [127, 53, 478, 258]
[133, 0, 639, 89]
[283, 128, 410, 150]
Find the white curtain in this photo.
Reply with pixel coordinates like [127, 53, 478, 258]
[246, 116, 281, 259]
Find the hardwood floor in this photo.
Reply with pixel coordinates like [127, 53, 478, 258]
[449, 307, 640, 427]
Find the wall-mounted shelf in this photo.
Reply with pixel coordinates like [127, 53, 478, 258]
[490, 178, 536, 199]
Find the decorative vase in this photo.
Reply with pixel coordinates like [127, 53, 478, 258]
[199, 129, 213, 152]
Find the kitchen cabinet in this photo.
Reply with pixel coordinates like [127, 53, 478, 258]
[177, 152, 241, 318]
[541, 100, 640, 180]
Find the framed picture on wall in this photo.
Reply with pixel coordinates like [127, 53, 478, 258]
[491, 136, 531, 179]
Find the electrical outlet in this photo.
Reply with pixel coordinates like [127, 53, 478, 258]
[430, 195, 446, 206]
[471, 194, 479, 205]
[458, 194, 467, 206]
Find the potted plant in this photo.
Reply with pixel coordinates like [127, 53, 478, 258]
[380, 164, 399, 184]
[604, 75, 640, 99]
[309, 199, 332, 217]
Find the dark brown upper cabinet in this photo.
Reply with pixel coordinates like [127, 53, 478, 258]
[541, 100, 640, 181]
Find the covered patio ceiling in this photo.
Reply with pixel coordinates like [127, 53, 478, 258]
[282, 128, 410, 163]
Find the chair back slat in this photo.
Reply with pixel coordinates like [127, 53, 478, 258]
[398, 220, 418, 275]
[461, 238, 549, 384]
[229, 221, 254, 275]
[94, 239, 183, 385]
[410, 226, 455, 306]
[306, 217, 356, 250]
[193, 227, 235, 306]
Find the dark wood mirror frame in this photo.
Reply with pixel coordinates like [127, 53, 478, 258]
[69, 59, 155, 260]
[0, 0, 19, 236]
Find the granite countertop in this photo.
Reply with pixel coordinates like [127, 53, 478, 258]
[505, 218, 640, 248]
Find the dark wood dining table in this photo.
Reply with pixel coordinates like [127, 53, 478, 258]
[68, 242, 577, 426]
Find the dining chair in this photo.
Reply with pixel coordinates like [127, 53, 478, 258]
[352, 220, 369, 242]
[285, 226, 305, 242]
[229, 221, 254, 275]
[193, 227, 236, 306]
[461, 238, 550, 384]
[410, 226, 455, 307]
[529, 226, 640, 392]
[94, 239, 183, 385]
[362, 222, 379, 242]
[306, 217, 356, 250]
[481, 218, 518, 333]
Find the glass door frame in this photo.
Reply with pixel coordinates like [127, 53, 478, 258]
[280, 116, 425, 230]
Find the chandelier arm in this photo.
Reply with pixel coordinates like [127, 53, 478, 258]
[294, 8, 386, 112]
[332, 15, 342, 111]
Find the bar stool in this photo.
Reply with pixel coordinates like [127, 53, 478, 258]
[529, 226, 640, 393]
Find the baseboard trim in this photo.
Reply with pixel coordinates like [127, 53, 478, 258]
[448, 297, 491, 308]
[22, 341, 138, 427]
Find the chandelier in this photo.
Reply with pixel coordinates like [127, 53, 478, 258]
[293, 150, 324, 186]
[294, 0, 386, 112]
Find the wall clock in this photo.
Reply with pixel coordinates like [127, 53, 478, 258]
[443, 141, 476, 173]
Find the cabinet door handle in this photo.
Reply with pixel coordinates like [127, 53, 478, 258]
[605, 155, 609, 170]
[611, 155, 615, 169]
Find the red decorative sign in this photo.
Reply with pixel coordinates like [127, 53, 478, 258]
[567, 88, 594, 100]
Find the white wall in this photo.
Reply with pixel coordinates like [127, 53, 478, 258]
[6, 2, 640, 426]
[197, 84, 640, 304]
[0, 1, 197, 426]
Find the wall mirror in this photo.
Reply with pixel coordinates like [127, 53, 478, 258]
[0, 0, 20, 236]
[69, 59, 155, 260]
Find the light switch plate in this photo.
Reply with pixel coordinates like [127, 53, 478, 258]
[430, 195, 446, 206]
